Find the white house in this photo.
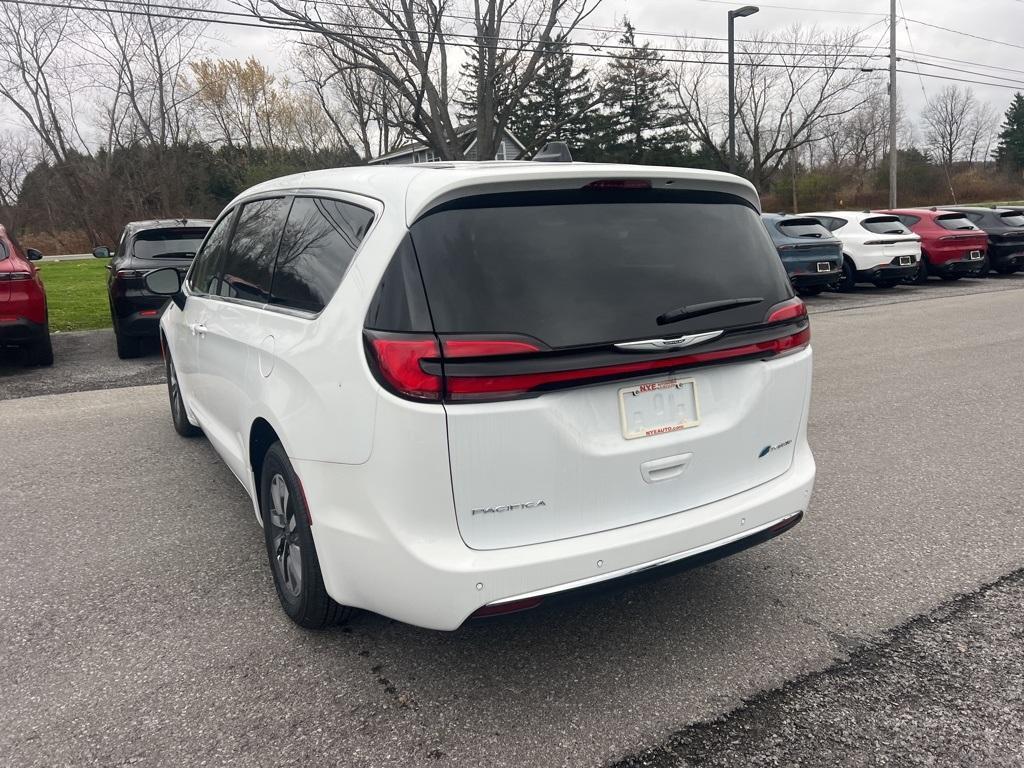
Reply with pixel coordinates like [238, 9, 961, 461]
[368, 124, 527, 165]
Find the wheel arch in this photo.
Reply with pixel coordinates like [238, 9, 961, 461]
[249, 417, 282, 499]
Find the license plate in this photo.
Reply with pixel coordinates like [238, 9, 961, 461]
[816, 262, 832, 273]
[899, 255, 913, 266]
[618, 377, 700, 440]
[968, 250, 982, 260]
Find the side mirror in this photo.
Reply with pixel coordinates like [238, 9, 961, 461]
[144, 266, 183, 296]
[26, 248, 43, 261]
[92, 246, 111, 259]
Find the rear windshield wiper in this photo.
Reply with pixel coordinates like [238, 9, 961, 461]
[657, 297, 764, 326]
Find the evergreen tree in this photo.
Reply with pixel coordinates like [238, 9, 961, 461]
[509, 36, 599, 157]
[596, 20, 689, 164]
[995, 92, 1024, 173]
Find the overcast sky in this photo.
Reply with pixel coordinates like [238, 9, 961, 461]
[2, 0, 1022, 138]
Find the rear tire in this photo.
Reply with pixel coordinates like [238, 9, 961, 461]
[260, 442, 353, 629]
[913, 256, 930, 284]
[165, 350, 201, 438]
[994, 262, 1018, 275]
[27, 330, 53, 367]
[872, 279, 899, 289]
[114, 319, 144, 359]
[834, 258, 857, 292]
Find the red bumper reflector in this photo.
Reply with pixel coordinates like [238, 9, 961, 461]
[470, 596, 544, 618]
[139, 309, 159, 317]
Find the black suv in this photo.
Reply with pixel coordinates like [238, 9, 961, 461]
[939, 207, 1024, 275]
[96, 219, 213, 358]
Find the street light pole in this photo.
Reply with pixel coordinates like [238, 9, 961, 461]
[728, 5, 759, 175]
[888, 0, 897, 207]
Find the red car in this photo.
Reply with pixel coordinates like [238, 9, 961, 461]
[0, 224, 52, 366]
[876, 208, 988, 283]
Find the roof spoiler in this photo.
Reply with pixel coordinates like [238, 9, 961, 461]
[532, 141, 573, 163]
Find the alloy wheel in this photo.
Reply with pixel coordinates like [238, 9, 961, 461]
[268, 473, 303, 599]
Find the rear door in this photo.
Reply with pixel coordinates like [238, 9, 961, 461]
[408, 185, 810, 550]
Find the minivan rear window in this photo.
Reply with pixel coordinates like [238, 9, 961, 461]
[776, 218, 832, 239]
[861, 216, 910, 235]
[409, 188, 791, 349]
[936, 214, 977, 231]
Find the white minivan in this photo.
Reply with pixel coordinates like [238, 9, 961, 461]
[148, 162, 816, 631]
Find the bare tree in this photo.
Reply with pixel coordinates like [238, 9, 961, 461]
[672, 25, 876, 190]
[922, 85, 976, 168]
[965, 99, 1000, 165]
[87, 0, 209, 150]
[239, 0, 603, 160]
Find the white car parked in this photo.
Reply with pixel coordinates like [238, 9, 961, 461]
[147, 162, 816, 630]
[805, 211, 921, 290]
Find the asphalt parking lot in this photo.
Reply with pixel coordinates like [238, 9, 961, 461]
[2, 276, 1024, 766]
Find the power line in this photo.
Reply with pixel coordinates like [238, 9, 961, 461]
[5, 0, 1024, 90]
[901, 17, 1024, 52]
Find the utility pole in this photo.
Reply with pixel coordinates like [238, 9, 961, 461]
[888, 0, 897, 207]
[789, 113, 798, 213]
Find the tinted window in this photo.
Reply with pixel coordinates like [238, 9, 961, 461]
[861, 216, 910, 235]
[999, 210, 1024, 227]
[189, 210, 235, 295]
[409, 188, 792, 349]
[896, 214, 920, 228]
[133, 228, 209, 259]
[219, 198, 288, 303]
[936, 214, 977, 231]
[271, 197, 374, 313]
[817, 216, 846, 231]
[962, 211, 984, 223]
[365, 235, 433, 332]
[776, 218, 832, 239]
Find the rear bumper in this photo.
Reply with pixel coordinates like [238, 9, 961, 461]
[790, 271, 840, 290]
[297, 439, 816, 631]
[935, 256, 987, 275]
[988, 247, 1024, 269]
[113, 301, 168, 337]
[856, 263, 917, 281]
[0, 317, 47, 345]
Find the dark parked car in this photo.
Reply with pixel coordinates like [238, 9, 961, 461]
[876, 208, 987, 283]
[96, 219, 213, 358]
[0, 224, 51, 366]
[938, 207, 1024, 274]
[761, 214, 843, 295]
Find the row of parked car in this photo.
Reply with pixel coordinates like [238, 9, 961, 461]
[2, 202, 1023, 367]
[765, 206, 1024, 296]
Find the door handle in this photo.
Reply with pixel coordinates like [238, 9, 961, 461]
[190, 322, 207, 337]
[640, 453, 693, 484]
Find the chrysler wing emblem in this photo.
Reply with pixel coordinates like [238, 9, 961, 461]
[614, 330, 723, 353]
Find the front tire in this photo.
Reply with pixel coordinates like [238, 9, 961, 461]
[165, 350, 201, 438]
[260, 442, 352, 629]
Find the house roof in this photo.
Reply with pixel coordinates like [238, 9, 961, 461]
[368, 124, 526, 165]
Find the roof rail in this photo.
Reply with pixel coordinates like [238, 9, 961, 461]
[532, 141, 573, 162]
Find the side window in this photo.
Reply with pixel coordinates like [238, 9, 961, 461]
[219, 197, 289, 303]
[116, 229, 129, 259]
[897, 215, 919, 228]
[966, 212, 983, 223]
[270, 197, 374, 313]
[189, 209, 235, 295]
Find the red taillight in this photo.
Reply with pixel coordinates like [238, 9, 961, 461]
[445, 329, 810, 400]
[368, 334, 443, 401]
[584, 179, 652, 190]
[765, 297, 807, 323]
[442, 339, 541, 358]
[0, 271, 31, 281]
[139, 309, 159, 317]
[116, 269, 145, 279]
[470, 596, 544, 618]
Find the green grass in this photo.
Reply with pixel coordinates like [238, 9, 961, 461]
[37, 259, 111, 332]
